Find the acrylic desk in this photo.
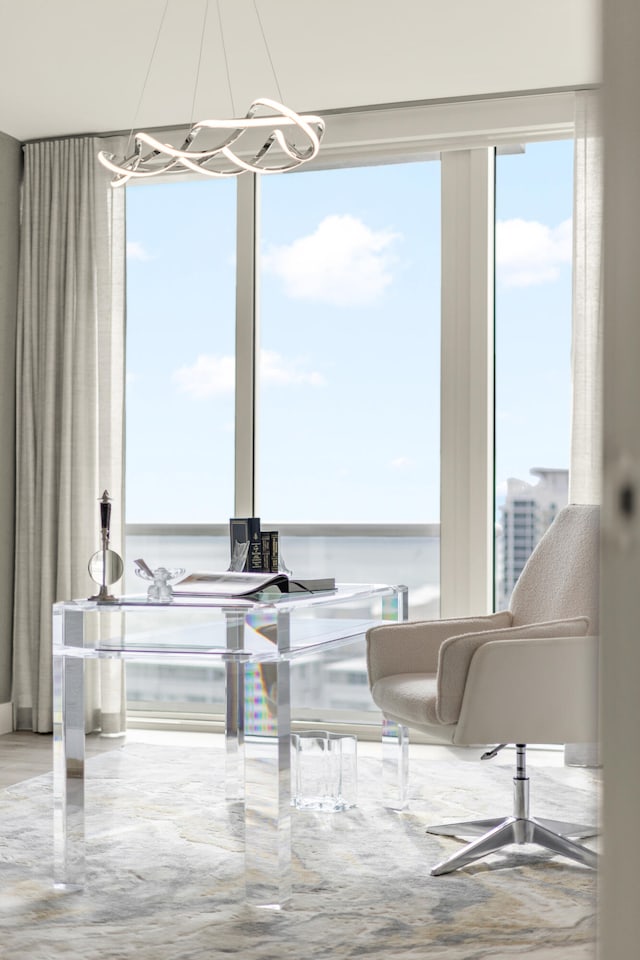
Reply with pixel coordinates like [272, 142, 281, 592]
[52, 583, 407, 907]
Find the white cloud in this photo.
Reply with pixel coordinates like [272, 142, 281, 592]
[127, 240, 153, 262]
[172, 354, 235, 398]
[261, 349, 325, 387]
[496, 217, 571, 287]
[172, 350, 325, 399]
[390, 456, 414, 470]
[262, 214, 401, 306]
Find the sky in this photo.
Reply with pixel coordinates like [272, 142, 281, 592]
[125, 139, 573, 525]
[494, 141, 573, 502]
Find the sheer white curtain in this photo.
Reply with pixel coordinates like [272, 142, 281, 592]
[566, 90, 603, 767]
[570, 89, 603, 506]
[13, 135, 126, 734]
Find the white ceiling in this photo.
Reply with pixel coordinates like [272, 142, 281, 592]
[0, 0, 600, 143]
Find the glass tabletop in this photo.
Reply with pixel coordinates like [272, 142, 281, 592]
[53, 583, 405, 660]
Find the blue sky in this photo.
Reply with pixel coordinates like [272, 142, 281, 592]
[495, 141, 573, 501]
[125, 139, 573, 524]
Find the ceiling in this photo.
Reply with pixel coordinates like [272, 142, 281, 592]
[0, 0, 599, 143]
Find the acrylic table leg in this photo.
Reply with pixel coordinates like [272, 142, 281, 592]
[224, 613, 245, 801]
[382, 719, 410, 810]
[381, 584, 409, 624]
[53, 651, 87, 889]
[225, 660, 245, 801]
[380, 586, 410, 809]
[243, 660, 292, 907]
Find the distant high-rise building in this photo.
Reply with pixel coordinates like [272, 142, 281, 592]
[497, 467, 568, 608]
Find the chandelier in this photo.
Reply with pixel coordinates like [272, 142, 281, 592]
[98, 0, 325, 187]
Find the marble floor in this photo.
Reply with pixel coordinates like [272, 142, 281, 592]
[0, 730, 597, 960]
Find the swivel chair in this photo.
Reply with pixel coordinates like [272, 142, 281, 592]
[366, 504, 599, 875]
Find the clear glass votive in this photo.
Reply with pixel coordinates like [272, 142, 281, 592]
[291, 730, 357, 812]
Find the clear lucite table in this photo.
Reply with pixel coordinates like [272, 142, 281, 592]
[52, 582, 408, 907]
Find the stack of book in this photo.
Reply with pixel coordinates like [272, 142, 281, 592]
[229, 517, 279, 573]
[225, 518, 334, 595]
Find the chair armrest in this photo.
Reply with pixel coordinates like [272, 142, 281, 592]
[366, 611, 513, 687]
[437, 616, 591, 724]
[454, 634, 599, 746]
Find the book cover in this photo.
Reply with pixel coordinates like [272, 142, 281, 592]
[285, 577, 335, 593]
[269, 531, 279, 573]
[174, 570, 288, 597]
[172, 571, 336, 598]
[247, 519, 263, 572]
[229, 517, 262, 572]
[260, 531, 272, 573]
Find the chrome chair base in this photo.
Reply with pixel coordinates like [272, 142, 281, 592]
[426, 744, 599, 876]
[427, 815, 598, 875]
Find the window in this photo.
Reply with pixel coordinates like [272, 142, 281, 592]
[123, 96, 576, 724]
[125, 179, 237, 527]
[259, 161, 441, 724]
[125, 178, 237, 713]
[258, 162, 440, 617]
[494, 140, 574, 607]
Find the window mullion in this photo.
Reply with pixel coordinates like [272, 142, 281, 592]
[234, 173, 260, 516]
[440, 148, 495, 617]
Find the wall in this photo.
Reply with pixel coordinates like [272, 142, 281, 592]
[0, 0, 602, 141]
[0, 131, 21, 723]
[268, 0, 603, 114]
[601, 1, 640, 955]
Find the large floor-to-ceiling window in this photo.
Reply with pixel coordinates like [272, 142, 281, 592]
[494, 139, 574, 607]
[124, 179, 238, 712]
[123, 95, 576, 728]
[258, 161, 441, 617]
[125, 178, 237, 531]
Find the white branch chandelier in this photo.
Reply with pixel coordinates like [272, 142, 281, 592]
[98, 1, 325, 188]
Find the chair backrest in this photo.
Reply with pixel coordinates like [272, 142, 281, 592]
[509, 504, 600, 633]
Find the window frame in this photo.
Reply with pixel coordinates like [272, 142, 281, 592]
[125, 91, 577, 729]
[230, 92, 575, 617]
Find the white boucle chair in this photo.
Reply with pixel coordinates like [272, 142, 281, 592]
[366, 504, 600, 875]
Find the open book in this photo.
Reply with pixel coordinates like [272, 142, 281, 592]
[172, 570, 336, 598]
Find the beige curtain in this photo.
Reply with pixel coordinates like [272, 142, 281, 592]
[566, 90, 603, 766]
[569, 89, 603, 506]
[13, 135, 126, 734]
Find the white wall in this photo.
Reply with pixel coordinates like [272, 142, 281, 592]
[600, 1, 640, 955]
[269, 0, 602, 113]
[0, 0, 601, 141]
